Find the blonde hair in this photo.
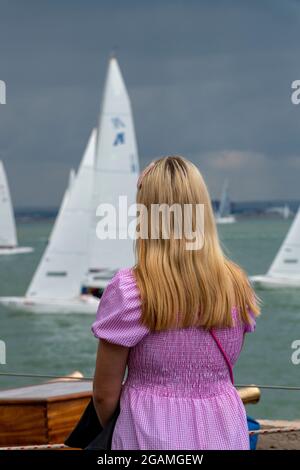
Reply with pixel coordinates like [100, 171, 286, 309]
[134, 156, 260, 331]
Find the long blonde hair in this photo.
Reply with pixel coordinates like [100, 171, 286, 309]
[134, 156, 260, 331]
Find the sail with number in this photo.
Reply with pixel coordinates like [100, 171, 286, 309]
[0, 57, 140, 311]
[85, 58, 139, 289]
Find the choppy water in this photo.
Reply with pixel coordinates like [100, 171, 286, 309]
[1, 218, 300, 420]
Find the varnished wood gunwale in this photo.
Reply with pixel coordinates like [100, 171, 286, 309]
[0, 381, 92, 446]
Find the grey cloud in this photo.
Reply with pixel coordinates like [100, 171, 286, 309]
[0, 0, 300, 206]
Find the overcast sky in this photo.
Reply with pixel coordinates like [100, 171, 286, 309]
[1, 0, 300, 207]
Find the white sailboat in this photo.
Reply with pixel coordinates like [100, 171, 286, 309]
[283, 204, 292, 220]
[0, 130, 99, 313]
[216, 179, 236, 224]
[265, 204, 292, 219]
[0, 161, 33, 255]
[0, 56, 140, 313]
[82, 56, 139, 295]
[251, 206, 300, 288]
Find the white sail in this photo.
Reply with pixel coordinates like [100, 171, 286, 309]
[265, 204, 292, 219]
[283, 204, 291, 220]
[0, 161, 18, 248]
[218, 180, 231, 218]
[49, 168, 76, 244]
[267, 206, 300, 279]
[216, 179, 235, 224]
[85, 57, 139, 288]
[26, 130, 96, 299]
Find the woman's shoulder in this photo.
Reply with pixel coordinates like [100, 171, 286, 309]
[99, 267, 140, 311]
[231, 306, 256, 334]
[112, 267, 137, 284]
[106, 267, 139, 300]
[92, 267, 149, 347]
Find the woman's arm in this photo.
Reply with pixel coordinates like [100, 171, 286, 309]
[93, 340, 129, 427]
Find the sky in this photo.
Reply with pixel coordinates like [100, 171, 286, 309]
[1, 0, 300, 207]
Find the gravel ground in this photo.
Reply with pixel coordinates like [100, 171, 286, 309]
[257, 421, 300, 450]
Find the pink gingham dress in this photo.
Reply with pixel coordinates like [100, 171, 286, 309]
[92, 268, 255, 450]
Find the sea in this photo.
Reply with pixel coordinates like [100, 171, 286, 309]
[1, 203, 300, 421]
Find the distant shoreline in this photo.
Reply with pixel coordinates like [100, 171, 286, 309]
[14, 200, 300, 222]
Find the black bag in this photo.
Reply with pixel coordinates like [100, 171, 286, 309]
[64, 398, 120, 450]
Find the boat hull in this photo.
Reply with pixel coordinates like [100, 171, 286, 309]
[0, 295, 99, 314]
[0, 247, 34, 255]
[216, 215, 236, 224]
[250, 275, 300, 289]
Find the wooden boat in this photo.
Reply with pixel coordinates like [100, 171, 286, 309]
[237, 386, 260, 404]
[0, 377, 92, 447]
[0, 375, 260, 448]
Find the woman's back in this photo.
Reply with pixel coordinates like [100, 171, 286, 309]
[92, 156, 259, 450]
[128, 325, 243, 398]
[92, 268, 255, 450]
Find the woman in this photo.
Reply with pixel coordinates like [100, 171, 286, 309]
[92, 156, 259, 450]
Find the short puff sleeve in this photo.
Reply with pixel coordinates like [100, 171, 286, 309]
[91, 268, 149, 347]
[232, 306, 257, 333]
[244, 308, 257, 334]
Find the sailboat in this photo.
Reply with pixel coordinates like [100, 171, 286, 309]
[216, 179, 236, 224]
[283, 204, 292, 220]
[0, 161, 33, 255]
[0, 57, 139, 313]
[82, 56, 139, 296]
[0, 130, 99, 313]
[265, 204, 292, 219]
[250, 206, 300, 288]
